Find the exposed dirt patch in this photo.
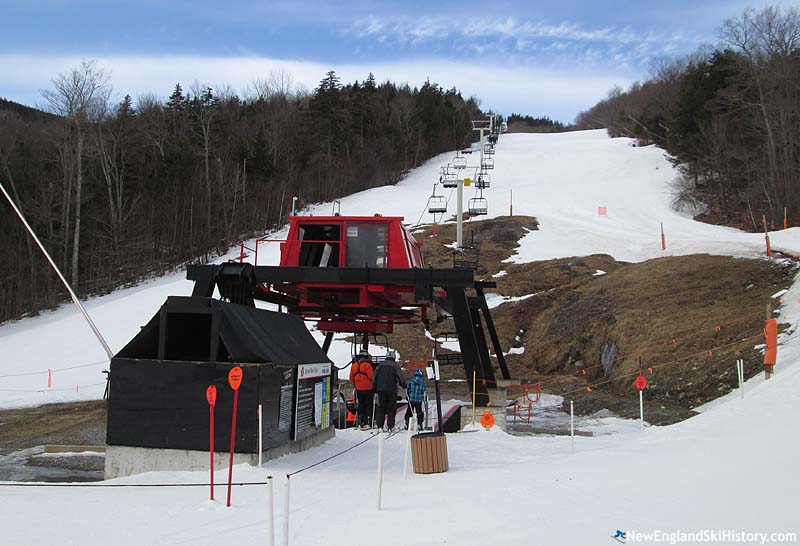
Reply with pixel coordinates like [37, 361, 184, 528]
[0, 401, 107, 455]
[502, 255, 794, 417]
[414, 214, 538, 276]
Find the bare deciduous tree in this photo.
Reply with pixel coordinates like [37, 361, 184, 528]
[41, 59, 111, 285]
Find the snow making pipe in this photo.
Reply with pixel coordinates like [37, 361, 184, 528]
[283, 475, 291, 546]
[0, 180, 114, 362]
[267, 476, 275, 546]
[376, 430, 386, 510]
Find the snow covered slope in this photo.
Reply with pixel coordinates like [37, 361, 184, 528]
[1, 130, 798, 545]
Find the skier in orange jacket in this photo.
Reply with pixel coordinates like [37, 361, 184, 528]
[349, 350, 374, 428]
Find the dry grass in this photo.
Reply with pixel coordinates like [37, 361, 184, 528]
[395, 217, 796, 422]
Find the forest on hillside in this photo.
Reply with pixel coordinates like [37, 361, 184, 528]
[506, 113, 568, 133]
[0, 67, 482, 322]
[575, 5, 800, 229]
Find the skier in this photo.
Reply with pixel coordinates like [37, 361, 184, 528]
[404, 369, 427, 430]
[349, 349, 374, 428]
[373, 353, 406, 431]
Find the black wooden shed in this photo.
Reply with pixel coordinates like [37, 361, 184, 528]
[106, 296, 333, 455]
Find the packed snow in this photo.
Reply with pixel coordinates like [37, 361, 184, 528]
[1, 130, 798, 545]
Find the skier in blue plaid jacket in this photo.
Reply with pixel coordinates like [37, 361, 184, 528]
[404, 369, 427, 429]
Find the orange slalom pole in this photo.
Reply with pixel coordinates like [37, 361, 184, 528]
[660, 222, 666, 251]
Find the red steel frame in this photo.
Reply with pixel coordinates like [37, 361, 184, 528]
[236, 215, 427, 333]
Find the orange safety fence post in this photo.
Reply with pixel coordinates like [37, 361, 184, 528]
[660, 222, 666, 251]
[47, 368, 52, 388]
[764, 318, 778, 379]
[763, 215, 772, 257]
[784, 207, 788, 230]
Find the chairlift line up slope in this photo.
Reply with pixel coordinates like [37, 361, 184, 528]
[1, 129, 797, 408]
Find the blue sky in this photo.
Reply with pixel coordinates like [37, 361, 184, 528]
[0, 0, 784, 122]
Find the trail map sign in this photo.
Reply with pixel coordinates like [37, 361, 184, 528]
[278, 369, 294, 433]
[294, 363, 331, 441]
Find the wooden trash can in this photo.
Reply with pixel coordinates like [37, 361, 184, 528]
[411, 432, 449, 474]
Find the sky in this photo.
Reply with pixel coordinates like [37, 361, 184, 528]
[0, 0, 785, 123]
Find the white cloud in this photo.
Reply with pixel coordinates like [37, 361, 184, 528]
[350, 15, 685, 45]
[345, 15, 695, 68]
[0, 53, 632, 122]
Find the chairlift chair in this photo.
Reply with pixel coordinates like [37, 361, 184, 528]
[468, 197, 488, 216]
[442, 170, 459, 188]
[453, 155, 467, 170]
[482, 157, 495, 170]
[428, 195, 447, 214]
[483, 143, 495, 156]
[475, 172, 491, 189]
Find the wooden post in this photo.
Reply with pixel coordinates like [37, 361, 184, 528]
[763, 215, 772, 257]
